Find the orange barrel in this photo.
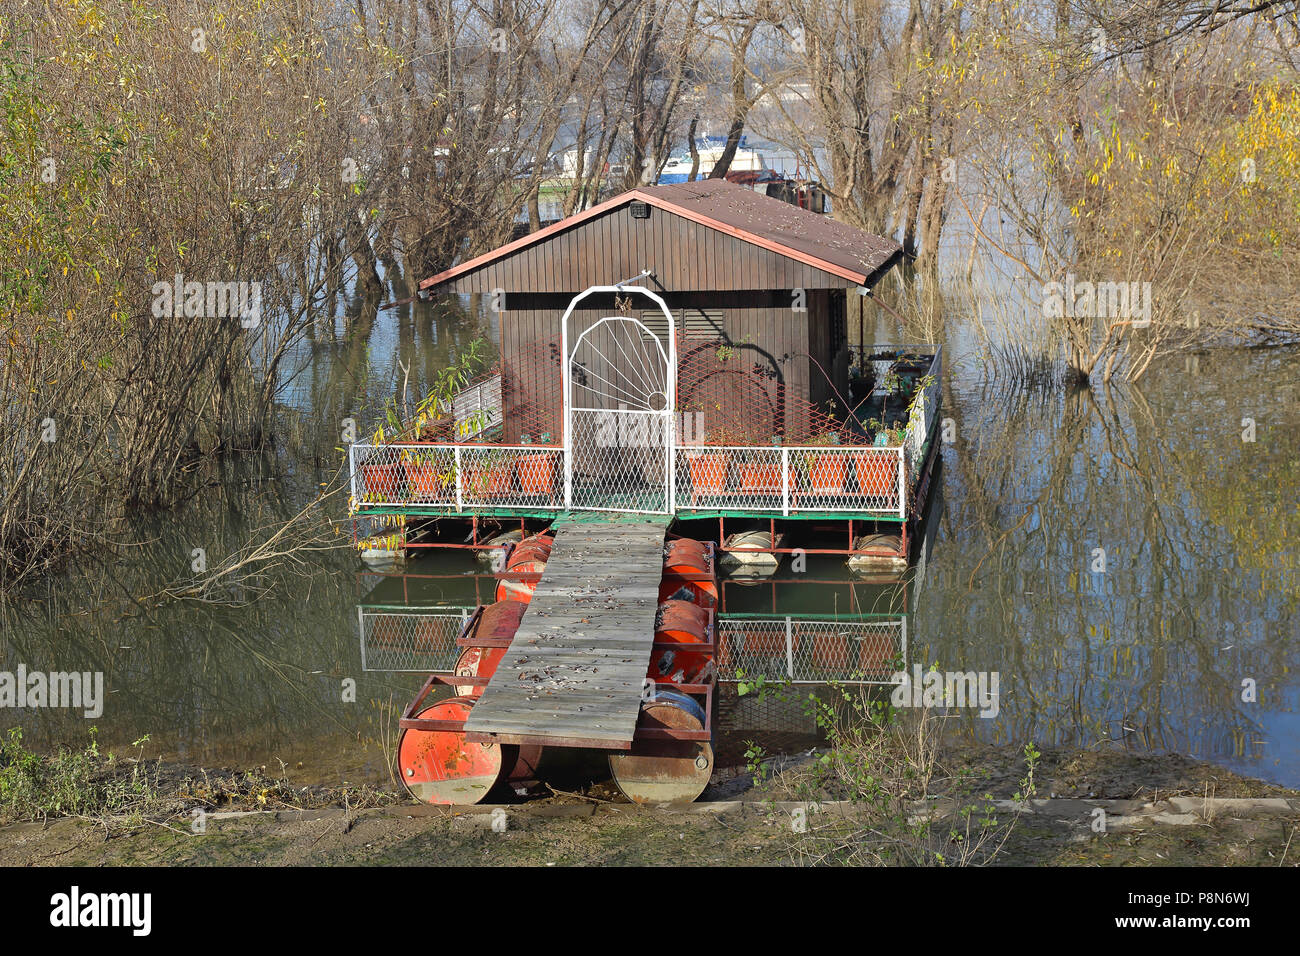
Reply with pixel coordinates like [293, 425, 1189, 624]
[397, 696, 517, 805]
[648, 600, 711, 684]
[495, 533, 554, 603]
[608, 690, 714, 804]
[658, 538, 718, 608]
[454, 600, 525, 695]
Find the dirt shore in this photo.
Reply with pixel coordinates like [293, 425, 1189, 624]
[2, 746, 1296, 866]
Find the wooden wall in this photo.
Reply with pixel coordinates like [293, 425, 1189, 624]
[497, 290, 852, 444]
[438, 203, 861, 295]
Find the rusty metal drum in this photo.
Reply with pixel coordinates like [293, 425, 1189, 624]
[495, 533, 553, 603]
[658, 538, 718, 608]
[608, 690, 714, 805]
[454, 599, 526, 694]
[648, 600, 711, 684]
[397, 696, 516, 805]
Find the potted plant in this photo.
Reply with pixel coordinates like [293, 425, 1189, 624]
[737, 437, 782, 494]
[797, 432, 846, 495]
[889, 353, 931, 402]
[515, 433, 557, 497]
[464, 448, 514, 500]
[853, 418, 903, 498]
[360, 426, 403, 500]
[849, 362, 876, 403]
[403, 449, 452, 500]
[686, 423, 734, 496]
[686, 450, 728, 495]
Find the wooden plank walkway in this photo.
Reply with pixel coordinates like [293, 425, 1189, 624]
[463, 518, 668, 749]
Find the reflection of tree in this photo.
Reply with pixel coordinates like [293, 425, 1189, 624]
[1, 403, 423, 779]
[925, 368, 1291, 770]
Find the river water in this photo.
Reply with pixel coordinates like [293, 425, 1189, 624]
[3, 288, 1297, 789]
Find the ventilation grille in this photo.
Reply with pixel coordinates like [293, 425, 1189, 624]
[630, 201, 651, 219]
[639, 309, 724, 346]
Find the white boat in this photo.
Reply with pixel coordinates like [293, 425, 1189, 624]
[658, 135, 772, 184]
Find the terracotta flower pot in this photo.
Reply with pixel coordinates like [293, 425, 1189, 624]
[687, 453, 727, 494]
[361, 463, 402, 499]
[806, 455, 847, 494]
[465, 461, 514, 498]
[403, 462, 450, 500]
[852, 452, 899, 497]
[738, 462, 781, 494]
[515, 452, 555, 496]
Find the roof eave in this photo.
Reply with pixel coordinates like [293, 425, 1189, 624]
[419, 186, 900, 291]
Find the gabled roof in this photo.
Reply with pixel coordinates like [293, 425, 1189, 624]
[419, 179, 902, 291]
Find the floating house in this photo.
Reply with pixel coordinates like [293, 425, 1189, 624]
[354, 179, 946, 805]
[350, 179, 942, 563]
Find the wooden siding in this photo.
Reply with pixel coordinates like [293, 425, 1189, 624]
[439, 203, 862, 295]
[497, 290, 835, 444]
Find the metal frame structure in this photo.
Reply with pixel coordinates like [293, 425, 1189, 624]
[561, 285, 677, 514]
[346, 288, 943, 556]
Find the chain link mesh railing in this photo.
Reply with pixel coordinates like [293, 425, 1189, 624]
[357, 607, 469, 671]
[567, 408, 671, 512]
[715, 616, 906, 684]
[674, 445, 904, 516]
[903, 348, 942, 490]
[350, 442, 565, 511]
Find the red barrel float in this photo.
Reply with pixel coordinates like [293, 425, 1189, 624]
[495, 533, 554, 603]
[451, 600, 544, 790]
[454, 599, 525, 695]
[608, 690, 714, 804]
[658, 538, 718, 608]
[397, 696, 517, 805]
[648, 600, 711, 684]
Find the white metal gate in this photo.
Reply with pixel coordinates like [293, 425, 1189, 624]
[562, 286, 676, 513]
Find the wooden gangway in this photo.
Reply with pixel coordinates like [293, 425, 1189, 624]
[463, 517, 670, 749]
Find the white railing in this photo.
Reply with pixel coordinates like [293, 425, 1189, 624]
[349, 346, 939, 520]
[349, 442, 566, 511]
[674, 444, 905, 517]
[715, 615, 907, 685]
[358, 606, 469, 672]
[350, 440, 905, 517]
[903, 348, 942, 492]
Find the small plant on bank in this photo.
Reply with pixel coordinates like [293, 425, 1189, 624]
[737, 678, 1038, 866]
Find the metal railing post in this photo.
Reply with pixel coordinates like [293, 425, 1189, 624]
[666, 414, 676, 514]
[453, 445, 463, 512]
[348, 443, 358, 502]
[781, 447, 790, 516]
[897, 446, 906, 520]
[785, 617, 795, 678]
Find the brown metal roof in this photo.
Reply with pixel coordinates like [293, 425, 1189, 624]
[420, 178, 902, 291]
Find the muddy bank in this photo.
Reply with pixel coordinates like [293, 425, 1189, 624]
[2, 745, 1296, 866]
